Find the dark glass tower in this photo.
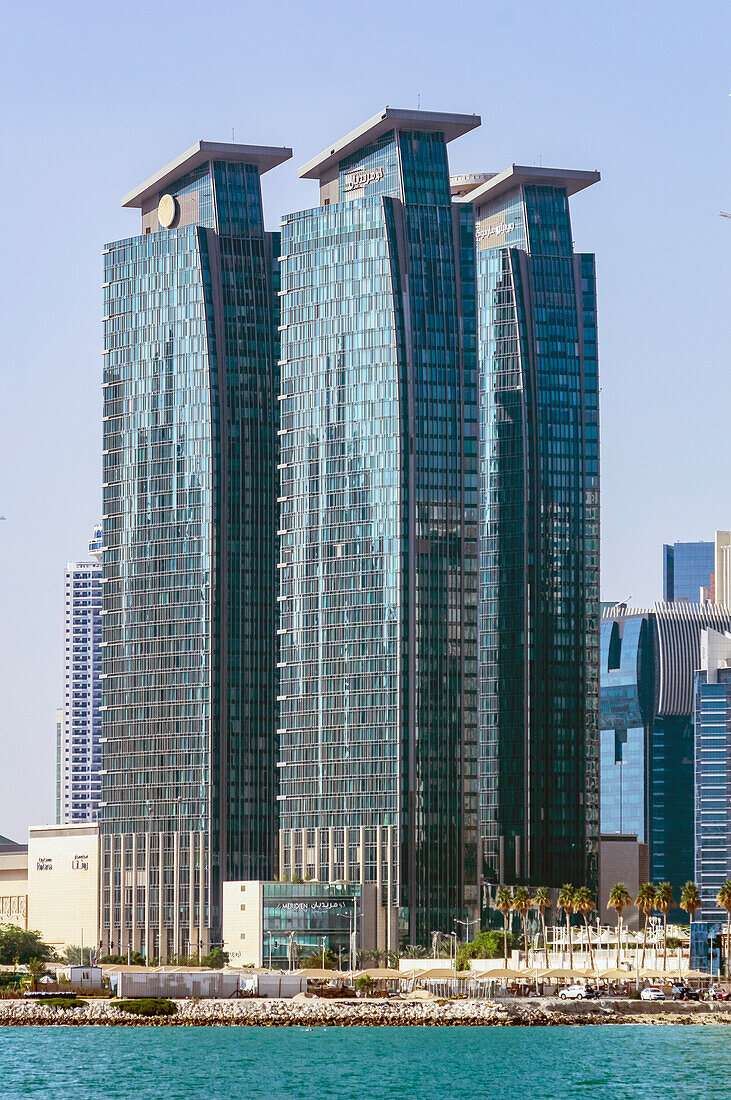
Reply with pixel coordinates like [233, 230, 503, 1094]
[461, 166, 601, 890]
[100, 140, 291, 960]
[277, 108, 481, 948]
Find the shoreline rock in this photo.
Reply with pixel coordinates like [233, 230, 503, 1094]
[1, 998, 730, 1028]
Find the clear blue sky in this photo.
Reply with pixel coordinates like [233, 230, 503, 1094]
[1, 0, 729, 838]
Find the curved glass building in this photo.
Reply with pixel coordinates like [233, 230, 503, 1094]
[100, 141, 291, 960]
[277, 109, 481, 948]
[601, 601, 731, 908]
[458, 167, 601, 890]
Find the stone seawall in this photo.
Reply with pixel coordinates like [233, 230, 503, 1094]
[1, 998, 731, 1027]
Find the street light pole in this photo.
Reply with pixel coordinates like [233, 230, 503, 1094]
[454, 917, 479, 943]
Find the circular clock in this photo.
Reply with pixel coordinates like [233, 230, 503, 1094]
[157, 193, 178, 229]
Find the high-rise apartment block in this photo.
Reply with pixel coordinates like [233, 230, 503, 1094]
[694, 628, 731, 920]
[458, 167, 601, 889]
[277, 109, 481, 947]
[663, 540, 714, 603]
[98, 114, 608, 952]
[100, 141, 290, 959]
[58, 527, 103, 824]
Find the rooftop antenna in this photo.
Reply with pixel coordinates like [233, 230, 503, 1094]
[232, 127, 235, 142]
[417, 93, 421, 110]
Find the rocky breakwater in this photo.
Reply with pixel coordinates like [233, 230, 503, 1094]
[0, 997, 617, 1027]
[1, 997, 730, 1027]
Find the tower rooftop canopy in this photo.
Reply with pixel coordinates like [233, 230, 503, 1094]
[121, 140, 293, 208]
[299, 107, 480, 180]
[457, 164, 600, 207]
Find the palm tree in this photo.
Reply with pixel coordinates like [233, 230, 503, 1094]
[680, 881, 701, 928]
[496, 886, 513, 968]
[573, 887, 596, 971]
[557, 883, 575, 968]
[512, 887, 532, 963]
[716, 879, 731, 981]
[607, 883, 633, 967]
[533, 887, 550, 968]
[402, 945, 427, 960]
[636, 882, 656, 969]
[654, 882, 673, 971]
[26, 957, 47, 992]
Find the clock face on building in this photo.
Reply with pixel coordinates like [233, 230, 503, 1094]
[157, 193, 178, 229]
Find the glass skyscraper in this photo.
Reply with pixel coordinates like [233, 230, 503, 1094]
[601, 603, 731, 911]
[694, 628, 731, 920]
[663, 540, 714, 603]
[100, 140, 291, 960]
[58, 525, 103, 824]
[599, 614, 652, 839]
[277, 108, 481, 948]
[459, 166, 601, 889]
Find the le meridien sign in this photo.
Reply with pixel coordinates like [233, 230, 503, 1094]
[275, 902, 343, 911]
[476, 220, 516, 242]
[342, 166, 385, 193]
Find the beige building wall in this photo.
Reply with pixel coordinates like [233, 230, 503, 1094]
[0, 849, 29, 930]
[27, 824, 99, 952]
[222, 881, 264, 968]
[714, 531, 731, 607]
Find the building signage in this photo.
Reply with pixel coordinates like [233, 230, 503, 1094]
[476, 220, 516, 243]
[342, 166, 385, 193]
[72, 854, 89, 870]
[275, 902, 343, 911]
[36, 858, 52, 871]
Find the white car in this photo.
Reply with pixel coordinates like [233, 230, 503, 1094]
[641, 986, 666, 1001]
[559, 985, 592, 1000]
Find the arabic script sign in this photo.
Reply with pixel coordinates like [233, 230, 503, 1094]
[342, 166, 385, 193]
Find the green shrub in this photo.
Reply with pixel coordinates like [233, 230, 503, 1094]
[111, 997, 177, 1017]
[38, 996, 87, 1008]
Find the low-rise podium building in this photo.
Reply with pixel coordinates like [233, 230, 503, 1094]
[223, 880, 378, 969]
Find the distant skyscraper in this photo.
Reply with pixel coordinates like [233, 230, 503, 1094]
[58, 526, 103, 824]
[662, 540, 714, 603]
[460, 166, 601, 889]
[601, 602, 731, 909]
[100, 140, 290, 960]
[277, 108, 481, 948]
[694, 628, 731, 919]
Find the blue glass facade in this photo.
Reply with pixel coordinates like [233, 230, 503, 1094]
[601, 605, 731, 913]
[690, 919, 726, 974]
[100, 144, 288, 959]
[694, 641, 731, 920]
[474, 173, 600, 888]
[599, 615, 652, 840]
[261, 882, 361, 969]
[278, 114, 479, 947]
[663, 541, 714, 602]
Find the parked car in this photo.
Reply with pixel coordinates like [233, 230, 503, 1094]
[671, 983, 701, 1001]
[641, 986, 666, 1001]
[558, 985, 601, 1000]
[704, 985, 731, 1001]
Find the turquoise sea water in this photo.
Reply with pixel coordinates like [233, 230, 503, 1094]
[0, 1025, 729, 1099]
